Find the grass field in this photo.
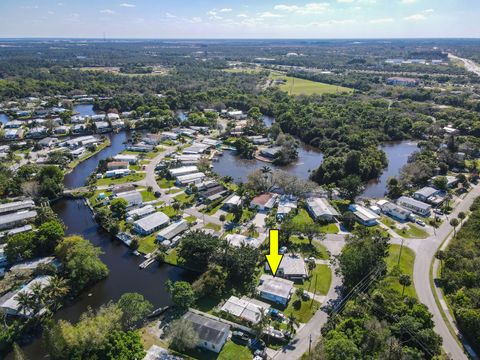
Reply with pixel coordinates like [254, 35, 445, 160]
[157, 178, 176, 188]
[381, 217, 429, 239]
[138, 234, 157, 254]
[283, 293, 321, 323]
[140, 190, 157, 202]
[290, 236, 329, 260]
[297, 264, 332, 296]
[270, 73, 353, 96]
[96, 173, 145, 186]
[384, 244, 417, 298]
[218, 341, 252, 360]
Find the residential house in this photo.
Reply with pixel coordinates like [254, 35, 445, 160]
[4, 128, 24, 140]
[377, 200, 412, 221]
[94, 121, 110, 133]
[53, 125, 69, 135]
[260, 147, 282, 160]
[169, 166, 199, 178]
[127, 143, 154, 152]
[348, 204, 379, 226]
[222, 194, 242, 210]
[182, 311, 230, 353]
[257, 274, 294, 306]
[275, 195, 298, 221]
[117, 190, 143, 208]
[156, 220, 189, 243]
[0, 276, 52, 317]
[0, 200, 35, 216]
[105, 169, 131, 178]
[107, 161, 129, 170]
[4, 120, 22, 129]
[133, 212, 169, 235]
[413, 187, 440, 203]
[250, 193, 278, 211]
[220, 296, 270, 324]
[0, 210, 37, 230]
[176, 172, 206, 186]
[225, 234, 263, 249]
[266, 254, 308, 282]
[126, 205, 156, 223]
[113, 154, 138, 164]
[306, 197, 339, 222]
[397, 196, 431, 217]
[386, 77, 420, 87]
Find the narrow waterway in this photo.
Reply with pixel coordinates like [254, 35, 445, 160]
[213, 144, 324, 183]
[362, 141, 418, 198]
[0, 113, 9, 124]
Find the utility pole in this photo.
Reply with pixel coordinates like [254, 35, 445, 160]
[397, 238, 404, 266]
[308, 334, 312, 356]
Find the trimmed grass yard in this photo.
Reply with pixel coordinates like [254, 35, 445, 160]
[204, 223, 222, 232]
[319, 223, 339, 234]
[121, 150, 159, 159]
[270, 73, 353, 96]
[290, 236, 329, 260]
[68, 139, 110, 169]
[140, 190, 157, 202]
[138, 234, 157, 254]
[382, 217, 429, 239]
[384, 244, 417, 298]
[225, 208, 255, 224]
[174, 193, 195, 205]
[297, 264, 331, 296]
[164, 249, 178, 265]
[291, 209, 314, 227]
[157, 178, 176, 189]
[96, 172, 145, 186]
[283, 293, 320, 324]
[218, 341, 252, 360]
[161, 206, 181, 218]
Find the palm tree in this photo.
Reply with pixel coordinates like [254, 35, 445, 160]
[15, 292, 34, 317]
[287, 314, 299, 334]
[252, 308, 269, 341]
[399, 274, 412, 296]
[45, 276, 69, 311]
[247, 223, 257, 237]
[450, 218, 460, 236]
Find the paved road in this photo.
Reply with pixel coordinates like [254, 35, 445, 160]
[393, 185, 480, 360]
[448, 53, 480, 76]
[272, 235, 345, 360]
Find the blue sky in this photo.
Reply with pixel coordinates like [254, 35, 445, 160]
[1, 0, 479, 38]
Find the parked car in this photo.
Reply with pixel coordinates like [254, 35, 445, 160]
[433, 209, 444, 216]
[416, 219, 426, 227]
[232, 331, 250, 345]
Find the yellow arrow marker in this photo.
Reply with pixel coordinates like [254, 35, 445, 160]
[266, 229, 283, 277]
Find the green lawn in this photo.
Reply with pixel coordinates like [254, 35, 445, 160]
[319, 223, 339, 234]
[185, 215, 197, 223]
[291, 209, 314, 227]
[204, 223, 221, 232]
[282, 293, 321, 323]
[138, 234, 157, 254]
[140, 190, 157, 202]
[290, 236, 329, 260]
[203, 203, 223, 216]
[96, 173, 145, 186]
[218, 341, 252, 360]
[121, 150, 158, 159]
[270, 74, 353, 96]
[297, 264, 332, 296]
[161, 206, 181, 218]
[68, 140, 110, 169]
[225, 208, 255, 224]
[164, 249, 178, 265]
[382, 217, 429, 239]
[174, 193, 195, 205]
[157, 178, 176, 188]
[166, 188, 182, 195]
[384, 244, 417, 298]
[88, 190, 112, 207]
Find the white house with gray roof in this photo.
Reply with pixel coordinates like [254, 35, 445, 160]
[133, 212, 169, 235]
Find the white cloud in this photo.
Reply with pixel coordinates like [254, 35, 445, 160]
[219, 8, 233, 12]
[237, 13, 248, 18]
[100, 9, 115, 14]
[337, 0, 355, 3]
[260, 11, 284, 18]
[274, 2, 330, 15]
[404, 13, 426, 21]
[48, 11, 55, 15]
[207, 10, 223, 20]
[369, 17, 394, 24]
[400, 0, 417, 4]
[423, 8, 434, 13]
[120, 3, 136, 8]
[165, 12, 176, 18]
